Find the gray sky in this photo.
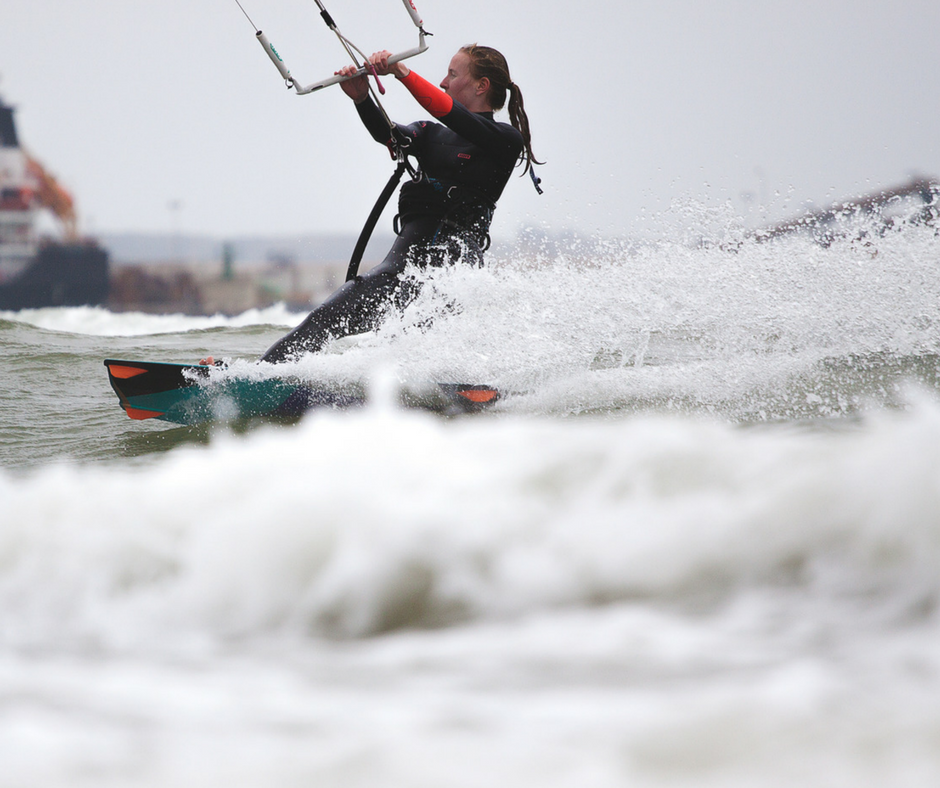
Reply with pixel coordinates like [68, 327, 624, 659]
[3, 0, 940, 241]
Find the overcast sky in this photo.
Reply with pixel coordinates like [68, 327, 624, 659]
[3, 0, 940, 242]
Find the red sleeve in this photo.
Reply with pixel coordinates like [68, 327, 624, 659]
[399, 70, 453, 118]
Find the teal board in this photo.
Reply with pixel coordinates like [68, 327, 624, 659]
[104, 359, 499, 425]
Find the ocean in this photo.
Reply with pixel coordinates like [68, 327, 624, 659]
[2, 218, 940, 786]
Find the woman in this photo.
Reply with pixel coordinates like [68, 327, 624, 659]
[260, 44, 540, 363]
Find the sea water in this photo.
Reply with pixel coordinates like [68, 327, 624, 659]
[2, 217, 940, 786]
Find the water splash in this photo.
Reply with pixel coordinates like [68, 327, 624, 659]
[347, 215, 940, 420]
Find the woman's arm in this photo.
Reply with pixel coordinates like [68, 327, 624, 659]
[365, 51, 521, 164]
[355, 97, 394, 144]
[335, 63, 398, 145]
[397, 70, 522, 165]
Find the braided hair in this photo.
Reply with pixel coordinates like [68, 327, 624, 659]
[461, 44, 543, 176]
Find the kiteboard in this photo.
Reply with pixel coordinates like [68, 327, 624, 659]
[104, 359, 499, 426]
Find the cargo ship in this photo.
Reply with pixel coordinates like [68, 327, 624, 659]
[0, 88, 108, 310]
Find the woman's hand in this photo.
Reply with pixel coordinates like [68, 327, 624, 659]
[367, 50, 410, 79]
[337, 51, 410, 103]
[336, 64, 369, 102]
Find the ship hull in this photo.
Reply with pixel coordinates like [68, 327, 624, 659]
[0, 242, 109, 310]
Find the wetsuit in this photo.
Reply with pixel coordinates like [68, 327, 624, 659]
[261, 70, 524, 363]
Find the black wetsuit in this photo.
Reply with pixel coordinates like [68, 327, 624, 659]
[261, 91, 524, 363]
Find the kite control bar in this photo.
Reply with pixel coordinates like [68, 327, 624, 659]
[243, 0, 430, 95]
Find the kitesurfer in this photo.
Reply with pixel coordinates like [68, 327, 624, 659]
[259, 44, 541, 363]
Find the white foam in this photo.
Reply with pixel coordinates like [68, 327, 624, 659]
[3, 393, 940, 649]
[1, 303, 303, 336]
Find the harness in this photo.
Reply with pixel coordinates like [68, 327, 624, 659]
[346, 129, 497, 280]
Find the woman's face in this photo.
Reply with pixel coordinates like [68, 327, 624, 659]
[440, 51, 487, 109]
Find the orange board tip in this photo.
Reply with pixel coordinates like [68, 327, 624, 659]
[124, 406, 163, 420]
[458, 389, 497, 403]
[109, 364, 148, 379]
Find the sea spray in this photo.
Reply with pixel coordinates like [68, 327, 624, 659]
[3, 396, 940, 649]
[3, 213, 940, 785]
